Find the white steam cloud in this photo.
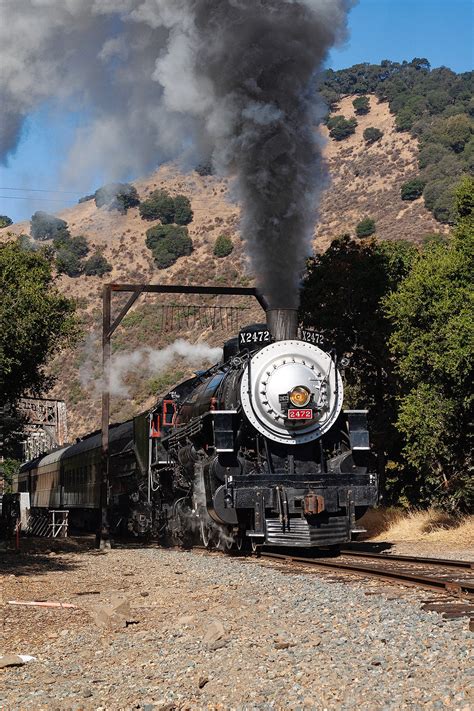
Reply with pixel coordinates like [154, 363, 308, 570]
[80, 338, 222, 397]
[0, 0, 354, 306]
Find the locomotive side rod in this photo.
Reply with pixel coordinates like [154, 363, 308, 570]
[98, 282, 267, 549]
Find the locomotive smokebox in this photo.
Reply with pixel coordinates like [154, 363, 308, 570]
[266, 308, 298, 342]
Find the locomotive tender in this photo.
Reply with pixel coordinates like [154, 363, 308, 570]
[15, 309, 378, 549]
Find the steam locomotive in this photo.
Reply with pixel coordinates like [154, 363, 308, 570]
[14, 309, 378, 549]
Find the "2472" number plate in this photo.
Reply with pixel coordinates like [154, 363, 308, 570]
[288, 409, 313, 420]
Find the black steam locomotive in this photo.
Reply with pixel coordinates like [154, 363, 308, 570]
[15, 310, 378, 549]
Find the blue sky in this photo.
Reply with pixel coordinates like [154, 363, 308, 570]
[1, 0, 473, 223]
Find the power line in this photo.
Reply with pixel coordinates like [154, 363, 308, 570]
[0, 186, 83, 194]
[0, 195, 72, 203]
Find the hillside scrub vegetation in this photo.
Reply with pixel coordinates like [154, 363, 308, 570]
[0, 215, 13, 228]
[300, 177, 473, 512]
[327, 115, 357, 141]
[401, 178, 425, 201]
[321, 59, 473, 223]
[56, 247, 83, 277]
[213, 234, 234, 257]
[353, 95, 370, 115]
[173, 195, 194, 226]
[356, 217, 376, 237]
[51, 233, 94, 278]
[145, 224, 193, 269]
[139, 189, 193, 225]
[363, 127, 383, 144]
[94, 183, 140, 214]
[83, 252, 113, 276]
[31, 211, 69, 241]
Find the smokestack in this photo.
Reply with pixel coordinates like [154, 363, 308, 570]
[267, 309, 298, 342]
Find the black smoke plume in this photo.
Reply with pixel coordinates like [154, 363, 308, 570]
[0, 0, 353, 307]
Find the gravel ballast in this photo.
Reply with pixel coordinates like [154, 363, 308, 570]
[1, 544, 472, 710]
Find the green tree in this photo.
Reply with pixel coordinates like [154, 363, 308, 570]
[17, 234, 35, 251]
[213, 234, 234, 257]
[173, 195, 194, 225]
[401, 178, 425, 201]
[356, 217, 376, 237]
[0, 215, 13, 228]
[83, 252, 113, 276]
[423, 179, 457, 224]
[78, 193, 94, 204]
[352, 96, 370, 115]
[384, 178, 474, 510]
[428, 114, 472, 153]
[363, 127, 383, 144]
[299, 236, 416, 496]
[94, 183, 140, 214]
[31, 211, 69, 241]
[0, 242, 76, 404]
[55, 247, 83, 277]
[52, 228, 72, 250]
[69, 235, 89, 258]
[145, 224, 193, 269]
[139, 190, 176, 223]
[1, 459, 20, 493]
[327, 115, 357, 141]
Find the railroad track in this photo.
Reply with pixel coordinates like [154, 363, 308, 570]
[259, 549, 474, 596]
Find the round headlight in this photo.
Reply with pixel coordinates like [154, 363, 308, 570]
[289, 386, 311, 407]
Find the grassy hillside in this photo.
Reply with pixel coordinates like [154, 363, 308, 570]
[0, 93, 452, 439]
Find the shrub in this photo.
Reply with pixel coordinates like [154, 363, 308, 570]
[0, 215, 13, 228]
[151, 242, 177, 269]
[418, 142, 452, 169]
[363, 127, 383, 144]
[327, 115, 357, 141]
[83, 253, 113, 276]
[31, 211, 69, 241]
[17, 234, 35, 251]
[145, 224, 193, 269]
[353, 96, 370, 115]
[55, 248, 83, 277]
[429, 114, 472, 153]
[94, 183, 140, 214]
[69, 235, 89, 258]
[78, 194, 94, 204]
[423, 178, 457, 223]
[401, 178, 426, 201]
[195, 162, 213, 176]
[214, 234, 234, 257]
[52, 229, 72, 250]
[356, 217, 376, 238]
[139, 189, 176, 223]
[173, 195, 193, 225]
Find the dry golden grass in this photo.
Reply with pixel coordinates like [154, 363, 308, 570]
[359, 508, 474, 546]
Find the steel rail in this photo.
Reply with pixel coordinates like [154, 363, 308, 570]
[260, 551, 474, 597]
[339, 549, 474, 570]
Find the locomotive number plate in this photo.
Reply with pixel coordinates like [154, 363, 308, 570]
[287, 408, 313, 420]
[300, 328, 325, 346]
[239, 329, 271, 346]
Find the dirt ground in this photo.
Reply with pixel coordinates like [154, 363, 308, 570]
[0, 537, 472, 710]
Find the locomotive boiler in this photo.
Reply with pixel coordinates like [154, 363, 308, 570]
[14, 308, 378, 550]
[146, 308, 377, 549]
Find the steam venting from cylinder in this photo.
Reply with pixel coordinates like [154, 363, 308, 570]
[0, 1, 353, 309]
